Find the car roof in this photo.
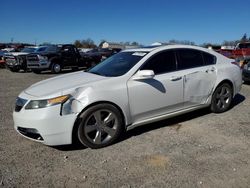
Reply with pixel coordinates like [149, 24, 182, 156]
[123, 44, 214, 54]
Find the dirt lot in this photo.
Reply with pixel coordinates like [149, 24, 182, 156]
[0, 68, 250, 188]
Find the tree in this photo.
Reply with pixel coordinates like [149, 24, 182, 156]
[131, 41, 139, 46]
[73, 38, 97, 48]
[81, 38, 96, 48]
[74, 40, 82, 48]
[222, 40, 239, 46]
[169, 39, 195, 45]
[240, 33, 248, 42]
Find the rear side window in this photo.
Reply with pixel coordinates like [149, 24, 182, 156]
[238, 43, 250, 49]
[203, 52, 216, 65]
[141, 50, 176, 74]
[177, 49, 204, 70]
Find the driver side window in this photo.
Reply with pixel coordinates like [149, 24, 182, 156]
[141, 50, 176, 74]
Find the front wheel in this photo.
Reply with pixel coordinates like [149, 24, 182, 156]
[77, 103, 124, 149]
[210, 83, 233, 113]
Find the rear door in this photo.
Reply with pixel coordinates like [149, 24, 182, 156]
[176, 49, 217, 107]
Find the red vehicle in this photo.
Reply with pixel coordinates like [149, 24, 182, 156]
[232, 42, 250, 60]
[232, 42, 250, 81]
[0, 50, 6, 68]
[219, 49, 234, 58]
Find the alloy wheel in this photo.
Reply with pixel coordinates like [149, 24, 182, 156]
[83, 109, 118, 145]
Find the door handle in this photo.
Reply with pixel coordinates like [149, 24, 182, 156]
[170, 76, 182, 81]
[206, 67, 216, 73]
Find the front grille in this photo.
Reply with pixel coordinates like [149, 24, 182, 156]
[27, 55, 39, 62]
[15, 97, 28, 112]
[17, 127, 44, 140]
[27, 55, 39, 67]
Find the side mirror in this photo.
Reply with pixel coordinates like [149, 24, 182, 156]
[132, 70, 155, 80]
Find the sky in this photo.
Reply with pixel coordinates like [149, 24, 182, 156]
[1, 0, 250, 46]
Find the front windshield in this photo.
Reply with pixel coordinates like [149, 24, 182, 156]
[21, 48, 36, 53]
[88, 51, 147, 77]
[36, 46, 58, 52]
[36, 47, 47, 52]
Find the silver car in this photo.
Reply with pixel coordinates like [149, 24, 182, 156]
[13, 45, 242, 148]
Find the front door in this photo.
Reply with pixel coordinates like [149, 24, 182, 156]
[127, 50, 184, 123]
[61, 45, 77, 66]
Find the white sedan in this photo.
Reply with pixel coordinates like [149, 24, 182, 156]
[13, 45, 242, 148]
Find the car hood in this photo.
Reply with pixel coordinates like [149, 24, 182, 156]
[24, 71, 107, 98]
[6, 52, 29, 56]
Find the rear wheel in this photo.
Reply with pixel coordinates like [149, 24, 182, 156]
[210, 83, 233, 113]
[77, 103, 124, 149]
[51, 63, 61, 73]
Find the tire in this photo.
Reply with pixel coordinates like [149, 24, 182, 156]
[210, 83, 233, 113]
[51, 63, 61, 73]
[33, 70, 41, 74]
[77, 103, 124, 149]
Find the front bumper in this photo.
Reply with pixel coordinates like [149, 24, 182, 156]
[27, 60, 50, 70]
[13, 103, 78, 146]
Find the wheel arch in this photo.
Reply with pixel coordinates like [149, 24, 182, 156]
[49, 57, 61, 68]
[215, 79, 234, 96]
[71, 100, 127, 144]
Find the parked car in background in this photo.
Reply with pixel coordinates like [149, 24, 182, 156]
[27, 44, 84, 74]
[82, 48, 122, 67]
[0, 50, 7, 68]
[4, 46, 46, 72]
[232, 42, 250, 82]
[13, 45, 242, 149]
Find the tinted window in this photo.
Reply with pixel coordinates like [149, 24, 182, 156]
[21, 48, 36, 53]
[203, 52, 216, 65]
[141, 50, 176, 74]
[177, 49, 204, 69]
[238, 43, 250, 49]
[43, 46, 58, 52]
[36, 47, 47, 52]
[88, 52, 147, 77]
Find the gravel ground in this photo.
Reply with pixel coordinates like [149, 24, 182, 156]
[0, 68, 250, 188]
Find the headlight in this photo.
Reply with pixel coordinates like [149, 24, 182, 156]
[25, 95, 70, 109]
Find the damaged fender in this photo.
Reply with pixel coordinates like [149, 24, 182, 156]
[61, 87, 93, 115]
